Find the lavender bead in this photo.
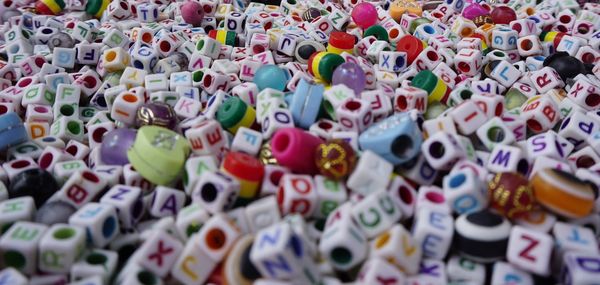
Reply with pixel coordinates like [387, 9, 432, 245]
[100, 128, 137, 165]
[332, 62, 367, 96]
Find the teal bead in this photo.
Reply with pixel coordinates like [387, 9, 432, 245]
[254, 65, 290, 91]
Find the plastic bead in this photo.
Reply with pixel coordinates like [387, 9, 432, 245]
[331, 62, 366, 96]
[180, 1, 204, 26]
[127, 126, 190, 185]
[490, 6, 517, 25]
[327, 31, 355, 55]
[99, 128, 138, 166]
[135, 102, 178, 130]
[454, 209, 511, 263]
[359, 113, 422, 165]
[221, 151, 265, 202]
[308, 52, 345, 83]
[217, 97, 258, 134]
[411, 70, 452, 105]
[253, 65, 290, 91]
[351, 2, 378, 30]
[314, 139, 357, 180]
[0, 113, 28, 151]
[8, 168, 58, 207]
[270, 127, 323, 175]
[531, 168, 597, 219]
[289, 79, 324, 129]
[396, 35, 426, 65]
[488, 172, 535, 219]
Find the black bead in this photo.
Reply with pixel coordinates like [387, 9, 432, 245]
[8, 168, 59, 207]
[543, 51, 588, 82]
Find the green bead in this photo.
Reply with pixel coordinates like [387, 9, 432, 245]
[363, 25, 389, 42]
[85, 0, 102, 14]
[318, 53, 345, 83]
[505, 88, 528, 110]
[411, 70, 437, 94]
[217, 97, 247, 129]
[410, 18, 431, 34]
[127, 126, 190, 186]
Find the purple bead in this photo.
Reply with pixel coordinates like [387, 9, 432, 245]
[332, 62, 366, 96]
[180, 1, 204, 26]
[135, 102, 178, 130]
[100, 128, 137, 165]
[462, 3, 489, 20]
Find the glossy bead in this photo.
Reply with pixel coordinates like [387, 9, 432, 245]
[180, 1, 204, 26]
[363, 25, 389, 42]
[454, 210, 511, 263]
[314, 139, 357, 180]
[135, 102, 178, 130]
[127, 126, 190, 185]
[259, 142, 278, 165]
[543, 51, 587, 82]
[48, 32, 75, 49]
[331, 62, 366, 96]
[217, 97, 258, 134]
[8, 168, 59, 207]
[35, 0, 64, 15]
[308, 52, 345, 83]
[302, 7, 322, 22]
[462, 3, 489, 20]
[253, 65, 289, 91]
[208, 30, 238, 46]
[532, 168, 597, 219]
[327, 31, 355, 55]
[351, 2, 378, 29]
[35, 200, 77, 225]
[271, 128, 323, 175]
[100, 128, 137, 166]
[85, 0, 109, 18]
[490, 6, 516, 25]
[473, 15, 493, 27]
[0, 113, 28, 151]
[488, 172, 535, 219]
[396, 35, 425, 65]
[221, 151, 265, 201]
[411, 70, 451, 105]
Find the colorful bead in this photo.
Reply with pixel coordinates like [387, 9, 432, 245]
[85, 0, 109, 18]
[180, 1, 204, 26]
[208, 30, 238, 46]
[532, 169, 597, 219]
[411, 70, 452, 105]
[359, 112, 423, 165]
[314, 139, 357, 180]
[396, 35, 426, 65]
[289, 78, 324, 129]
[490, 6, 516, 25]
[351, 2, 378, 29]
[327, 31, 355, 55]
[462, 3, 489, 20]
[221, 151, 265, 201]
[127, 126, 190, 185]
[135, 102, 178, 130]
[309, 52, 345, 83]
[331, 62, 367, 96]
[253, 64, 290, 91]
[364, 25, 389, 42]
[216, 97, 258, 134]
[99, 128, 137, 166]
[389, 0, 422, 21]
[488, 172, 536, 219]
[0, 113, 28, 151]
[302, 7, 322, 22]
[270, 127, 323, 175]
[454, 210, 511, 263]
[36, 0, 64, 15]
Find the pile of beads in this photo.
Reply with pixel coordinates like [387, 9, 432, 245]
[0, 0, 599, 284]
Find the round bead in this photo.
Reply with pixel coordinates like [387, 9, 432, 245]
[462, 3, 489, 20]
[271, 128, 323, 175]
[135, 102, 178, 130]
[488, 172, 535, 219]
[327, 31, 355, 55]
[217, 97, 257, 134]
[363, 25, 389, 42]
[396, 35, 425, 65]
[332, 62, 367, 96]
[35, 200, 78, 225]
[302, 7, 322, 22]
[543, 51, 588, 82]
[100, 128, 137, 166]
[253, 64, 289, 91]
[408, 18, 431, 34]
[208, 30, 238, 46]
[490, 6, 517, 25]
[314, 139, 357, 180]
[127, 126, 190, 185]
[317, 53, 345, 83]
[223, 235, 260, 285]
[454, 210, 511, 263]
[48, 32, 74, 49]
[351, 2, 378, 29]
[532, 168, 597, 219]
[8, 168, 59, 208]
[180, 1, 204, 26]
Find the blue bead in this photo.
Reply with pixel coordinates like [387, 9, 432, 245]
[0, 113, 28, 151]
[359, 112, 423, 165]
[254, 65, 290, 91]
[289, 79, 324, 129]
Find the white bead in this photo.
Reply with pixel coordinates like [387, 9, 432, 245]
[412, 208, 454, 260]
[370, 224, 421, 275]
[506, 225, 553, 276]
[447, 256, 486, 284]
[319, 204, 368, 271]
[136, 230, 183, 277]
[68, 202, 119, 248]
[149, 186, 186, 218]
[0, 221, 48, 274]
[70, 250, 118, 284]
[191, 170, 240, 214]
[486, 144, 528, 174]
[442, 169, 487, 215]
[561, 251, 600, 285]
[490, 261, 533, 285]
[347, 150, 393, 196]
[38, 224, 86, 274]
[352, 191, 401, 239]
[245, 196, 282, 233]
[358, 258, 406, 284]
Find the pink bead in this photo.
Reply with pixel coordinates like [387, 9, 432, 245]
[351, 2, 378, 30]
[180, 1, 204, 26]
[462, 3, 489, 20]
[271, 128, 323, 175]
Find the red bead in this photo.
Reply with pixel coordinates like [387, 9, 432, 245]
[329, 31, 355, 50]
[488, 172, 536, 219]
[396, 35, 424, 65]
[490, 6, 517, 25]
[221, 151, 265, 181]
[314, 139, 357, 180]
